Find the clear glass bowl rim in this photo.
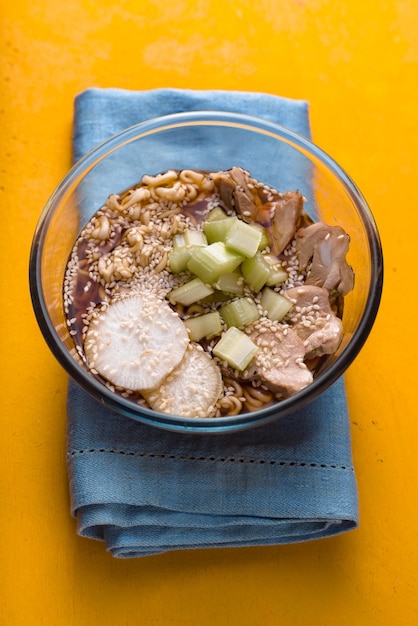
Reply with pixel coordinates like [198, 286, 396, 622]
[29, 110, 384, 434]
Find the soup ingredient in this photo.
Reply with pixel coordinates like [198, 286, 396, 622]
[285, 285, 343, 357]
[240, 252, 272, 292]
[213, 271, 245, 296]
[266, 191, 305, 256]
[260, 287, 293, 322]
[264, 255, 289, 286]
[211, 167, 305, 256]
[84, 292, 189, 391]
[213, 326, 259, 371]
[143, 343, 223, 418]
[295, 222, 354, 295]
[186, 241, 244, 283]
[220, 297, 260, 328]
[203, 214, 236, 243]
[212, 167, 258, 220]
[247, 320, 313, 397]
[168, 277, 214, 306]
[183, 311, 222, 342]
[168, 230, 208, 273]
[223, 218, 263, 257]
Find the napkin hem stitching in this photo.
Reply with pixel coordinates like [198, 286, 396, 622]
[68, 448, 354, 471]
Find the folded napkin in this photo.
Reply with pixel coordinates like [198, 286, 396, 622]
[67, 88, 358, 558]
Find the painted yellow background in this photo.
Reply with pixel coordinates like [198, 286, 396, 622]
[1, 0, 417, 623]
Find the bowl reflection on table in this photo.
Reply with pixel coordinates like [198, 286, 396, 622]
[29, 111, 383, 433]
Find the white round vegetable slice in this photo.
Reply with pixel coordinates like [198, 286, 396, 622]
[84, 292, 189, 392]
[143, 344, 223, 418]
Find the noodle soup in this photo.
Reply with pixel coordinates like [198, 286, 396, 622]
[63, 167, 354, 418]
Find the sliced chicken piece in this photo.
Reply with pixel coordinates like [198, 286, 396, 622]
[212, 167, 260, 221]
[246, 319, 313, 397]
[212, 168, 304, 256]
[212, 171, 236, 211]
[234, 188, 259, 221]
[266, 191, 304, 255]
[295, 222, 354, 296]
[284, 285, 343, 357]
[228, 166, 255, 199]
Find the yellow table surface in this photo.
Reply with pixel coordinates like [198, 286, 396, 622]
[1, 0, 417, 624]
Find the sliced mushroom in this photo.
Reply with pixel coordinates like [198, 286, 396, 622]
[295, 222, 354, 296]
[246, 320, 313, 397]
[284, 285, 343, 357]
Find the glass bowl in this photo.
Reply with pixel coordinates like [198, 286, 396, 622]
[29, 111, 383, 433]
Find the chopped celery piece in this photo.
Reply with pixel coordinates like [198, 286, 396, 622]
[168, 277, 214, 306]
[183, 311, 222, 342]
[169, 246, 192, 273]
[225, 219, 262, 257]
[264, 254, 288, 286]
[170, 230, 208, 273]
[214, 270, 245, 296]
[213, 327, 258, 371]
[220, 297, 260, 328]
[241, 252, 270, 292]
[172, 234, 186, 248]
[203, 216, 236, 243]
[260, 287, 293, 321]
[199, 291, 231, 305]
[205, 206, 228, 222]
[187, 242, 244, 283]
[257, 226, 270, 251]
[183, 229, 208, 247]
[266, 265, 288, 286]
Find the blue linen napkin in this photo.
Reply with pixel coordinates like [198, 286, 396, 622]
[67, 88, 359, 558]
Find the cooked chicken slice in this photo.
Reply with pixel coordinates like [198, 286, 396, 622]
[266, 191, 304, 255]
[284, 285, 343, 357]
[212, 171, 236, 210]
[295, 222, 354, 296]
[212, 168, 304, 256]
[212, 167, 260, 220]
[246, 319, 313, 397]
[228, 166, 255, 198]
[234, 188, 259, 220]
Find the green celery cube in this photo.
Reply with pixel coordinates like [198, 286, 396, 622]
[213, 327, 258, 371]
[187, 242, 244, 283]
[225, 219, 263, 257]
